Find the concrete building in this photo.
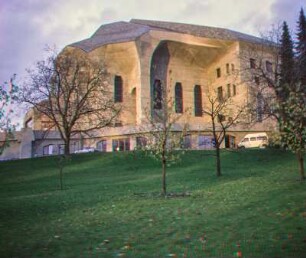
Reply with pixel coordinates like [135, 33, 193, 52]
[1, 19, 277, 160]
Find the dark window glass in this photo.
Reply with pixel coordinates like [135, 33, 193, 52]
[254, 76, 260, 85]
[97, 140, 107, 152]
[217, 86, 223, 102]
[216, 68, 221, 78]
[256, 93, 264, 122]
[266, 61, 273, 72]
[175, 82, 183, 113]
[153, 79, 162, 110]
[112, 138, 130, 151]
[250, 58, 256, 69]
[194, 85, 202, 117]
[227, 84, 231, 97]
[233, 84, 237, 96]
[183, 135, 192, 149]
[114, 75, 123, 102]
[226, 63, 230, 74]
[136, 137, 147, 148]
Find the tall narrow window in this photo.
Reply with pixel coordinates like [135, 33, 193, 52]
[227, 84, 231, 97]
[231, 63, 235, 72]
[226, 63, 230, 74]
[217, 86, 223, 102]
[266, 61, 273, 73]
[153, 79, 162, 110]
[114, 75, 123, 102]
[216, 68, 221, 78]
[175, 82, 183, 113]
[256, 93, 264, 122]
[194, 85, 202, 117]
[233, 84, 237, 96]
[250, 58, 256, 69]
[254, 76, 260, 85]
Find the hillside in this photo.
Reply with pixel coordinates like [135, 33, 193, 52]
[0, 149, 305, 257]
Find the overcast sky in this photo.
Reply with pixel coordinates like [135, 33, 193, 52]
[0, 0, 305, 124]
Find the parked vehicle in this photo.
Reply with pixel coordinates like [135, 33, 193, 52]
[237, 133, 268, 149]
[74, 147, 96, 153]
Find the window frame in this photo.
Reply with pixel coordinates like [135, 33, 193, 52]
[114, 75, 123, 103]
[194, 85, 203, 117]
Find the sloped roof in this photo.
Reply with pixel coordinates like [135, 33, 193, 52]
[131, 19, 264, 44]
[69, 19, 265, 52]
[70, 21, 152, 52]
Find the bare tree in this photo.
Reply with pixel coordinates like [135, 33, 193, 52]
[238, 25, 281, 124]
[139, 80, 188, 196]
[21, 49, 120, 156]
[0, 75, 18, 154]
[203, 92, 248, 177]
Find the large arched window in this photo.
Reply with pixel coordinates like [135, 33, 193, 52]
[153, 79, 162, 110]
[175, 82, 183, 113]
[114, 75, 123, 102]
[194, 85, 202, 117]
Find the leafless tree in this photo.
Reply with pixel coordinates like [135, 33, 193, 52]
[0, 75, 18, 154]
[21, 48, 120, 156]
[203, 92, 249, 177]
[139, 80, 188, 196]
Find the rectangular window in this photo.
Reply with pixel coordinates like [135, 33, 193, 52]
[217, 86, 223, 102]
[250, 58, 256, 69]
[97, 140, 107, 152]
[227, 84, 231, 97]
[136, 137, 147, 148]
[198, 135, 214, 149]
[226, 63, 230, 74]
[266, 61, 273, 73]
[183, 135, 192, 149]
[216, 68, 221, 78]
[231, 63, 235, 72]
[232, 84, 237, 96]
[112, 138, 130, 151]
[254, 76, 260, 85]
[114, 75, 123, 102]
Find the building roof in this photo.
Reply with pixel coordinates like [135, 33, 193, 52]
[70, 19, 265, 52]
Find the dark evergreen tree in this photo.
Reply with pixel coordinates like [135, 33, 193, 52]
[278, 21, 295, 101]
[296, 8, 306, 89]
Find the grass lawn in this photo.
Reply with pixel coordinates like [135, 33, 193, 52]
[0, 149, 306, 257]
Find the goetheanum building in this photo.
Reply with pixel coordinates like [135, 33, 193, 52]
[2, 19, 278, 159]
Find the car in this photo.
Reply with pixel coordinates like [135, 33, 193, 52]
[237, 133, 268, 149]
[74, 147, 96, 153]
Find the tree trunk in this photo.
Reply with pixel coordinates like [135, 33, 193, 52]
[64, 138, 70, 156]
[162, 158, 167, 196]
[59, 161, 64, 190]
[297, 151, 305, 181]
[216, 145, 222, 177]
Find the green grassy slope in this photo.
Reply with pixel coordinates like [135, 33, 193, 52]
[0, 149, 305, 257]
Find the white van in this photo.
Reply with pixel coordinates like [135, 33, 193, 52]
[238, 133, 268, 149]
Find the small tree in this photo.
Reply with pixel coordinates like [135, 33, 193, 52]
[0, 75, 18, 154]
[203, 93, 248, 177]
[22, 49, 120, 156]
[281, 88, 306, 180]
[140, 81, 188, 196]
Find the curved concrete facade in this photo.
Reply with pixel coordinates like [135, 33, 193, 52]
[2, 19, 278, 159]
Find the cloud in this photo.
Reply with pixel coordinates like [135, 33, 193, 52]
[271, 0, 305, 34]
[1, 0, 305, 85]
